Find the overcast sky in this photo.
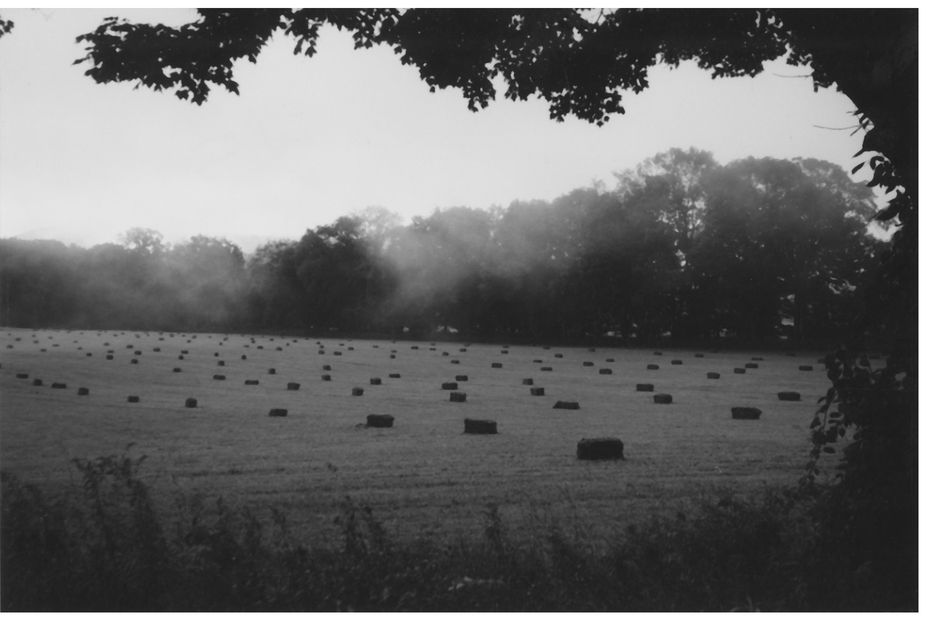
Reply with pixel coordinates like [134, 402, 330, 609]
[0, 8, 869, 252]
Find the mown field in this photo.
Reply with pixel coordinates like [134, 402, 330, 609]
[0, 327, 837, 545]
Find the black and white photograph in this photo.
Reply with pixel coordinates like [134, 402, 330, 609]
[0, 7, 917, 611]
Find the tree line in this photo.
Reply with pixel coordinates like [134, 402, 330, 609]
[0, 149, 887, 346]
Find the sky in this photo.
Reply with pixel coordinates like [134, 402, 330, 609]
[0, 8, 871, 253]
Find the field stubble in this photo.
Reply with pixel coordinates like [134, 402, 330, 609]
[0, 328, 837, 545]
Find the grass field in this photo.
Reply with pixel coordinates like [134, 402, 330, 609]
[0, 327, 837, 545]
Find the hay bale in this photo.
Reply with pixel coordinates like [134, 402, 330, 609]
[86, 353, 92, 357]
[106, 355, 114, 360]
[15, 373, 28, 379]
[185, 398, 198, 408]
[352, 387, 364, 396]
[366, 413, 394, 428]
[450, 391, 467, 402]
[646, 364, 659, 370]
[577, 438, 624, 460]
[268, 368, 277, 375]
[530, 387, 545, 396]
[533, 359, 543, 364]
[778, 391, 801, 401]
[213, 352, 219, 357]
[388, 373, 401, 378]
[734, 368, 746, 374]
[582, 361, 594, 367]
[799, 365, 814, 371]
[411, 345, 419, 350]
[695, 353, 705, 358]
[605, 358, 615, 363]
[653, 351, 663, 356]
[554, 353, 564, 359]
[671, 360, 683, 365]
[653, 393, 673, 404]
[181, 349, 189, 354]
[732, 407, 762, 420]
[32, 378, 43, 386]
[245, 379, 259, 385]
[213, 374, 226, 380]
[321, 374, 332, 381]
[455, 375, 468, 381]
[268, 408, 288, 417]
[130, 359, 139, 365]
[390, 354, 396, 359]
[745, 362, 759, 369]
[370, 377, 382, 385]
[241, 355, 247, 360]
[522, 378, 534, 385]
[751, 356, 764, 361]
[553, 400, 580, 410]
[441, 382, 459, 390]
[127, 395, 140, 403]
[598, 368, 613, 375]
[287, 382, 300, 390]
[491, 362, 503, 368]
[323, 364, 332, 371]
[178, 355, 185, 360]
[333, 351, 342, 356]
[636, 383, 654, 392]
[77, 387, 89, 396]
[707, 372, 721, 379]
[541, 366, 553, 372]
[134, 350, 142, 356]
[464, 418, 497, 434]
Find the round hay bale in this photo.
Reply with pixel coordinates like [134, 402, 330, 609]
[245, 379, 259, 385]
[464, 418, 497, 434]
[653, 393, 672, 404]
[707, 372, 721, 379]
[185, 398, 198, 408]
[441, 382, 459, 390]
[276, 347, 283, 351]
[778, 391, 801, 401]
[390, 354, 397, 359]
[460, 348, 468, 353]
[530, 387, 545, 396]
[653, 351, 663, 356]
[388, 373, 401, 378]
[695, 353, 705, 358]
[734, 368, 746, 374]
[605, 358, 616, 363]
[646, 364, 659, 370]
[268, 368, 277, 375]
[106, 355, 114, 360]
[553, 400, 580, 410]
[127, 395, 140, 403]
[181, 349, 189, 354]
[598, 368, 613, 375]
[323, 364, 332, 371]
[213, 352, 219, 357]
[15, 373, 28, 379]
[442, 351, 449, 357]
[352, 387, 364, 396]
[178, 355, 185, 360]
[213, 374, 226, 380]
[671, 360, 683, 365]
[751, 356, 764, 361]
[153, 347, 161, 352]
[799, 365, 814, 371]
[577, 437, 624, 460]
[370, 377, 382, 385]
[173, 367, 182, 373]
[333, 351, 342, 356]
[241, 355, 247, 360]
[491, 362, 503, 369]
[287, 382, 300, 390]
[321, 374, 332, 381]
[522, 378, 534, 385]
[32, 378, 43, 386]
[86, 352, 92, 357]
[268, 408, 288, 417]
[554, 353, 564, 359]
[582, 361, 594, 367]
[130, 359, 139, 365]
[411, 345, 419, 350]
[588, 347, 596, 352]
[636, 383, 654, 392]
[732, 407, 762, 420]
[745, 362, 759, 369]
[533, 359, 543, 364]
[450, 391, 467, 402]
[51, 382, 66, 389]
[541, 366, 553, 372]
[366, 413, 394, 428]
[134, 350, 142, 356]
[77, 387, 89, 396]
[455, 375, 468, 381]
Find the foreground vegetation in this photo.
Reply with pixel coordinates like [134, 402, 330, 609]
[0, 445, 913, 612]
